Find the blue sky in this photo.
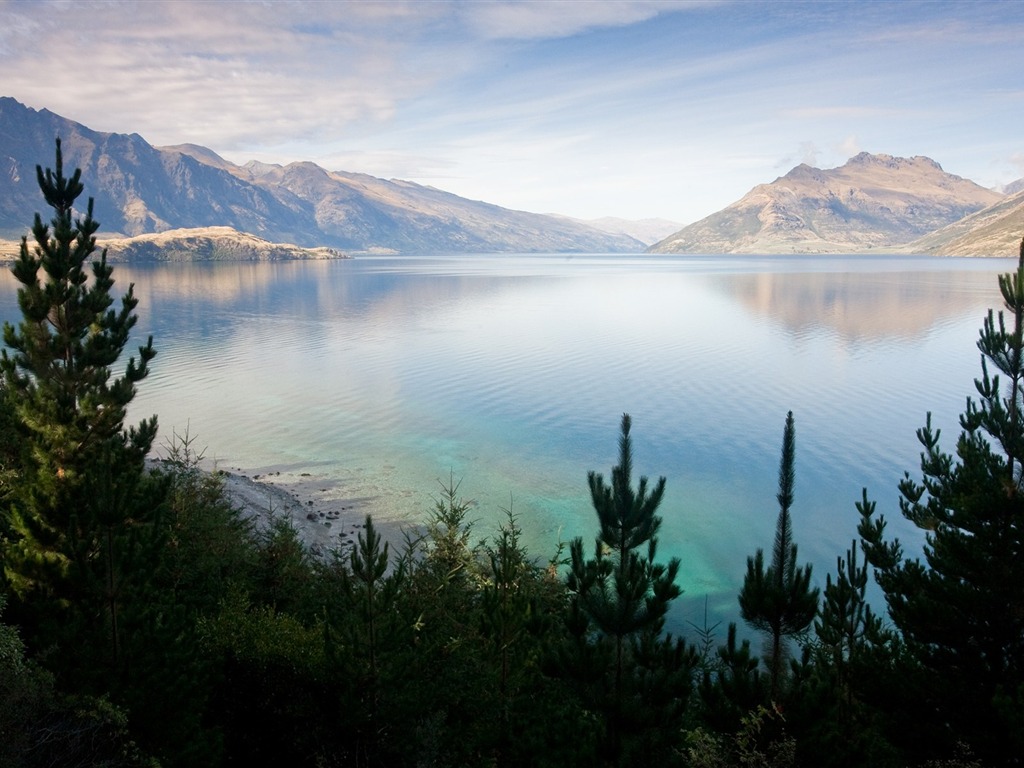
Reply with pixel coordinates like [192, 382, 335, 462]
[2, 0, 1022, 223]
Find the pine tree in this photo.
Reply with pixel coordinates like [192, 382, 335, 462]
[335, 514, 405, 759]
[381, 476, 493, 767]
[566, 413, 695, 764]
[0, 141, 231, 765]
[698, 622, 767, 735]
[801, 535, 899, 767]
[0, 138, 160, 669]
[858, 238, 1024, 765]
[479, 508, 534, 763]
[738, 411, 819, 699]
[477, 507, 581, 767]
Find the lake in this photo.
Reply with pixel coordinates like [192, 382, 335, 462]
[0, 253, 1015, 633]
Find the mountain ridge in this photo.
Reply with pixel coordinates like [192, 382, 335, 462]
[0, 97, 642, 255]
[896, 189, 1024, 256]
[3, 97, 1022, 257]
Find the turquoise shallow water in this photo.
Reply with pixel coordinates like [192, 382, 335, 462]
[0, 253, 1015, 633]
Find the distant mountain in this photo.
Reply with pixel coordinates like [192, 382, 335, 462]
[896, 189, 1024, 257]
[553, 215, 683, 246]
[650, 153, 1005, 254]
[1003, 178, 1024, 196]
[0, 98, 643, 255]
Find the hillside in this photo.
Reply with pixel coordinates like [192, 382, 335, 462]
[99, 227, 347, 262]
[552, 215, 683, 246]
[650, 153, 1004, 254]
[897, 189, 1024, 256]
[0, 98, 642, 255]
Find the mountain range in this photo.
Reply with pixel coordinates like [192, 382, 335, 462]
[0, 97, 642, 256]
[1, 97, 1021, 258]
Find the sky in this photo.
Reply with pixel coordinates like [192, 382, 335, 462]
[2, 0, 1023, 224]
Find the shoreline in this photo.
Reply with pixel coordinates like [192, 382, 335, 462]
[152, 458, 420, 560]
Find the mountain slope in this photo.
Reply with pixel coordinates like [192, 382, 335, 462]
[897, 189, 1024, 256]
[552, 215, 683, 246]
[0, 98, 642, 254]
[1001, 178, 1024, 195]
[0, 99, 312, 242]
[244, 161, 645, 253]
[650, 153, 1004, 254]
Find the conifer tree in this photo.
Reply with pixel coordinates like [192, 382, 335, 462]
[477, 508, 581, 767]
[0, 138, 159, 669]
[328, 514, 406, 764]
[479, 509, 534, 761]
[0, 142, 227, 766]
[698, 622, 767, 735]
[858, 238, 1024, 765]
[567, 413, 694, 764]
[382, 476, 492, 767]
[800, 535, 898, 767]
[738, 411, 819, 699]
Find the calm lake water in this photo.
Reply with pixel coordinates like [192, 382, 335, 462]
[0, 253, 1016, 633]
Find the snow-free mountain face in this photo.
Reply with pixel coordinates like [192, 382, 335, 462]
[0, 98, 315, 243]
[650, 153, 1006, 254]
[1002, 178, 1024, 196]
[0, 98, 643, 254]
[549, 215, 683, 246]
[898, 189, 1024, 257]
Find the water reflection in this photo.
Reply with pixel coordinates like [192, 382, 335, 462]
[115, 260, 533, 330]
[104, 256, 1018, 348]
[711, 267, 1010, 342]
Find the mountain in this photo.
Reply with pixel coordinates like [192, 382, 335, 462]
[896, 189, 1024, 256]
[649, 153, 1005, 254]
[0, 98, 642, 255]
[1002, 178, 1024, 196]
[0, 100, 311, 243]
[553, 215, 684, 246]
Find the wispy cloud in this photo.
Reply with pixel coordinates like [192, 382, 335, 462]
[2, 1, 446, 148]
[781, 107, 914, 120]
[463, 0, 712, 40]
[1, 0, 1021, 221]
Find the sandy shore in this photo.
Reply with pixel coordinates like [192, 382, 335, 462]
[154, 459, 421, 561]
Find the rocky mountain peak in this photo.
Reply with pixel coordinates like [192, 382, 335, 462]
[846, 151, 944, 173]
[780, 164, 827, 184]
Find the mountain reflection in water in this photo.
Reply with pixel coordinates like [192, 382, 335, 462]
[716, 267, 1000, 342]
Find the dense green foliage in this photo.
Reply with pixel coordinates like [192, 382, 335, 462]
[1, 138, 157, 604]
[858, 238, 1024, 765]
[1, 145, 1021, 767]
